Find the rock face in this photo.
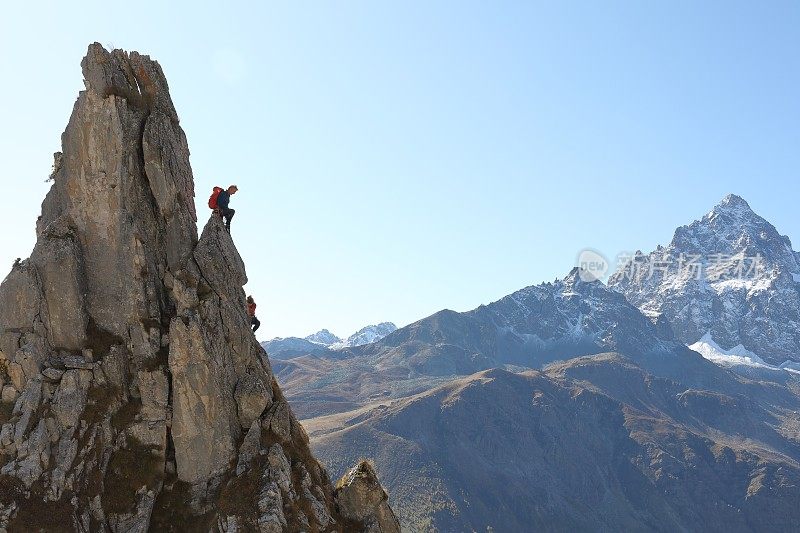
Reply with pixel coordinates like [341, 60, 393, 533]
[608, 194, 800, 365]
[0, 43, 397, 532]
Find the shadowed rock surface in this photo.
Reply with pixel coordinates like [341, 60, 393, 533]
[0, 43, 397, 532]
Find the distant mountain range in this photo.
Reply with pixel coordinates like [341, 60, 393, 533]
[270, 268, 705, 420]
[262, 322, 397, 359]
[268, 195, 800, 532]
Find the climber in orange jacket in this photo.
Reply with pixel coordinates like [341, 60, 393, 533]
[247, 295, 260, 332]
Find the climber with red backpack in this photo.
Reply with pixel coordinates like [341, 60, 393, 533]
[208, 185, 238, 232]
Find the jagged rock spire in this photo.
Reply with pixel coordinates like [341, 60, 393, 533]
[0, 43, 398, 532]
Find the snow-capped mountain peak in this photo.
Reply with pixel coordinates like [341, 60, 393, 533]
[712, 193, 752, 214]
[609, 194, 800, 365]
[305, 329, 342, 346]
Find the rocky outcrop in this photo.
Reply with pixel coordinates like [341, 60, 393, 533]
[335, 462, 400, 533]
[0, 43, 396, 532]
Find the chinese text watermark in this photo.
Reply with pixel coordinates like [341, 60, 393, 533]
[576, 249, 766, 282]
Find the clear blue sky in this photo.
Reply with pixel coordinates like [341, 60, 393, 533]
[2, 1, 798, 340]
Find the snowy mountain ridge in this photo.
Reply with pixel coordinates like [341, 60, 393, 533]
[466, 267, 679, 363]
[264, 322, 397, 359]
[330, 322, 397, 349]
[305, 328, 342, 346]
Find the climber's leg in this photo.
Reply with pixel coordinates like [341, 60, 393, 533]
[221, 207, 235, 230]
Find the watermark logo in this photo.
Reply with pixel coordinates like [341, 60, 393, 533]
[615, 252, 765, 282]
[575, 248, 766, 283]
[577, 249, 609, 282]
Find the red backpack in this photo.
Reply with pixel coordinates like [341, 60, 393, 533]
[208, 186, 223, 209]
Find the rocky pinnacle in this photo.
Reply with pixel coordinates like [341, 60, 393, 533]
[0, 43, 398, 532]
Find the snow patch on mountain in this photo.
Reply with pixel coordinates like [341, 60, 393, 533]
[712, 276, 774, 296]
[781, 360, 800, 373]
[689, 333, 800, 374]
[689, 333, 768, 368]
